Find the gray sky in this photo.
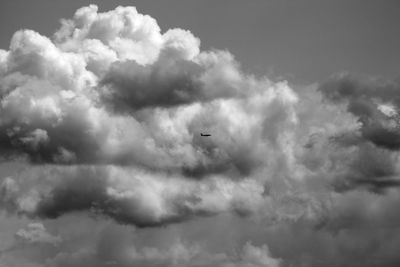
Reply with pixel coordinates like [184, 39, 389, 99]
[1, 0, 399, 83]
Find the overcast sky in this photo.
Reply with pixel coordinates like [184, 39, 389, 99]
[1, 1, 400, 267]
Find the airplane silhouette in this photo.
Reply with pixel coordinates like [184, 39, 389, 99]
[200, 133, 211, 137]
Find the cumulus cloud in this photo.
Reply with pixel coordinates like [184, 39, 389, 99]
[0, 4, 302, 229]
[54, 5, 163, 66]
[0, 4, 298, 179]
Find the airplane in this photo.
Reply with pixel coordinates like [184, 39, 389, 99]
[200, 133, 211, 137]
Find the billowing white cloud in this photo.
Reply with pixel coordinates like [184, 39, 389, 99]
[0, 4, 298, 178]
[55, 5, 163, 66]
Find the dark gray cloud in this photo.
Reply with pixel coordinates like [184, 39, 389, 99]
[319, 73, 400, 150]
[0, 165, 266, 228]
[302, 74, 400, 193]
[100, 48, 249, 112]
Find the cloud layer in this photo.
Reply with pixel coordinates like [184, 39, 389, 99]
[1, 4, 400, 267]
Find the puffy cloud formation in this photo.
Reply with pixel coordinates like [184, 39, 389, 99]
[1, 4, 400, 267]
[0, 4, 297, 177]
[0, 4, 299, 227]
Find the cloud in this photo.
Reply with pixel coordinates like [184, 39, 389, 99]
[43, 223, 281, 267]
[220, 242, 281, 267]
[0, 4, 302, 229]
[299, 74, 400, 193]
[318, 73, 400, 150]
[0, 5, 298, 179]
[54, 5, 163, 66]
[0, 165, 265, 227]
[15, 223, 62, 246]
[100, 50, 247, 111]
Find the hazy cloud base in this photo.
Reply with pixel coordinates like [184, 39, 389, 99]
[1, 5, 400, 267]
